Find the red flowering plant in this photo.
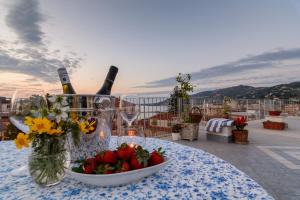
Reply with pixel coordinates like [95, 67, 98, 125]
[234, 116, 248, 131]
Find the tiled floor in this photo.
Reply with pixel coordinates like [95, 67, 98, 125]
[162, 117, 300, 200]
[257, 146, 300, 170]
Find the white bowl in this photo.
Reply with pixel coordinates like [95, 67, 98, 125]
[66, 157, 172, 187]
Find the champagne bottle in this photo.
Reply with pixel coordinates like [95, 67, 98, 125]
[57, 67, 76, 94]
[96, 66, 118, 95]
[57, 67, 82, 116]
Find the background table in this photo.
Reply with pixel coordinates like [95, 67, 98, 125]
[0, 137, 273, 199]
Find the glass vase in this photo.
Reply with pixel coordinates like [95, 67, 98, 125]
[28, 136, 70, 187]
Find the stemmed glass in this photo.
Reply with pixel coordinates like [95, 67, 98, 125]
[9, 89, 46, 176]
[117, 95, 145, 147]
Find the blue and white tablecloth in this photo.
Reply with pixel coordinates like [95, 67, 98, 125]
[0, 137, 273, 200]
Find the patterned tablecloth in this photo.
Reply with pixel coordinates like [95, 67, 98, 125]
[0, 137, 273, 200]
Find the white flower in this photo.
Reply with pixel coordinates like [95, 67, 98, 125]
[61, 106, 70, 113]
[52, 102, 62, 110]
[48, 95, 57, 103]
[61, 97, 69, 106]
[55, 106, 69, 123]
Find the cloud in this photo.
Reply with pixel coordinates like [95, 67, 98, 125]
[0, 42, 82, 83]
[0, 0, 83, 85]
[138, 48, 300, 88]
[239, 48, 300, 63]
[5, 0, 44, 45]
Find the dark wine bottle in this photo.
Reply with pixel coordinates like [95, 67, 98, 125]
[57, 67, 76, 94]
[96, 66, 118, 95]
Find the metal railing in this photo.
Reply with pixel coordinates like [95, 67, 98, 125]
[1, 97, 300, 139]
[137, 97, 300, 138]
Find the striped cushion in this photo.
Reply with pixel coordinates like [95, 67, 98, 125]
[205, 118, 234, 133]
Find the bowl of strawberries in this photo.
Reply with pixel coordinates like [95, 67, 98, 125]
[67, 143, 171, 186]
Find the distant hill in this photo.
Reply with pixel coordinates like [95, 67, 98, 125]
[192, 81, 300, 99]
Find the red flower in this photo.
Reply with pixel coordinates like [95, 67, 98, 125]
[234, 116, 247, 130]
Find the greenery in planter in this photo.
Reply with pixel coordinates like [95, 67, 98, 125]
[223, 96, 232, 118]
[168, 73, 194, 114]
[172, 124, 182, 133]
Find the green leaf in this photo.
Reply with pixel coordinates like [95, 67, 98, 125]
[72, 166, 84, 173]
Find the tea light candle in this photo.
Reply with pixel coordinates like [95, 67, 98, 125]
[128, 129, 136, 136]
[100, 131, 105, 140]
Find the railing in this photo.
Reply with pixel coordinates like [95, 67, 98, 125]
[1, 97, 300, 139]
[137, 97, 300, 138]
[138, 97, 175, 138]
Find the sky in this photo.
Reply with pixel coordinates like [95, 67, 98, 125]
[0, 0, 300, 97]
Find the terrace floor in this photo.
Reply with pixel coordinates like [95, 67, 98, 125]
[162, 117, 300, 200]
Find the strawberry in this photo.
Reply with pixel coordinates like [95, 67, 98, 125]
[102, 150, 117, 164]
[130, 146, 149, 169]
[149, 147, 165, 166]
[120, 161, 130, 172]
[117, 143, 134, 161]
[95, 152, 104, 164]
[85, 158, 97, 168]
[82, 157, 97, 174]
[83, 165, 94, 174]
[130, 156, 143, 169]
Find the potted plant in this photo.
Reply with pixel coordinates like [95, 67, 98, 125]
[171, 124, 182, 141]
[167, 73, 198, 141]
[222, 96, 232, 119]
[232, 116, 248, 144]
[269, 111, 281, 116]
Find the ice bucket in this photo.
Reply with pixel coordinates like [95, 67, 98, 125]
[58, 94, 116, 161]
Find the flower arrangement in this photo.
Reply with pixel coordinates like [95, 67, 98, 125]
[14, 95, 96, 186]
[234, 116, 248, 131]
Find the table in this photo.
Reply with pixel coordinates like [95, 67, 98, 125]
[0, 137, 273, 200]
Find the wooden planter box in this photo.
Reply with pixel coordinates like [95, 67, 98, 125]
[232, 130, 248, 145]
[180, 123, 198, 141]
[263, 121, 285, 130]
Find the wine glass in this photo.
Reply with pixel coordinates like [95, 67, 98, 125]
[119, 95, 140, 127]
[117, 95, 145, 147]
[9, 89, 46, 176]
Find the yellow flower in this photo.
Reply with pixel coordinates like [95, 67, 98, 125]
[89, 120, 96, 131]
[48, 128, 64, 136]
[15, 133, 30, 149]
[79, 121, 89, 134]
[30, 118, 53, 134]
[78, 120, 95, 134]
[24, 116, 34, 126]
